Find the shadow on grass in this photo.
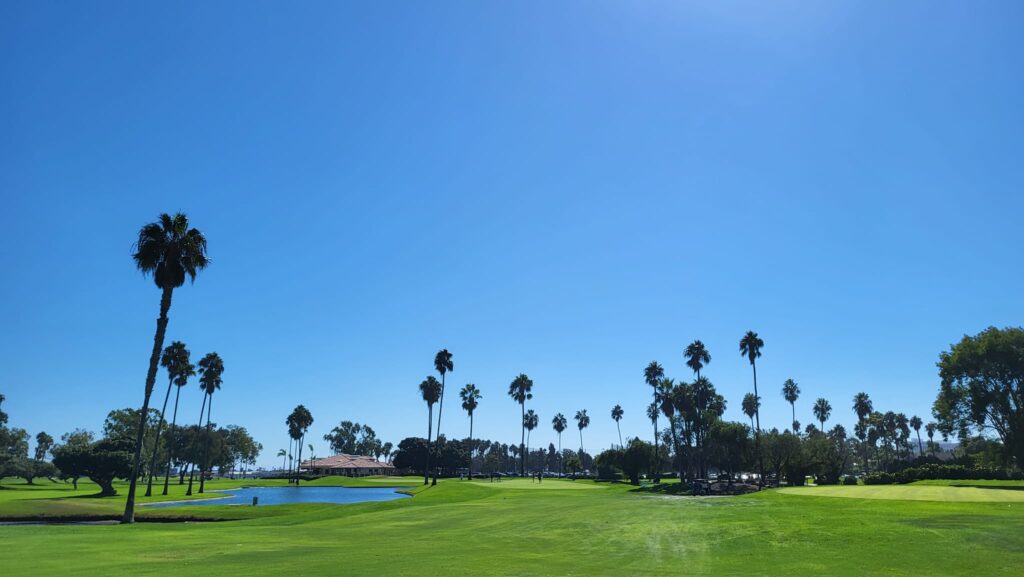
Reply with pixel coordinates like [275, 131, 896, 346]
[956, 484, 1024, 492]
[631, 483, 693, 496]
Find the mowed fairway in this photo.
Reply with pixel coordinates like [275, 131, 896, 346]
[2, 477, 1023, 576]
[777, 481, 1024, 502]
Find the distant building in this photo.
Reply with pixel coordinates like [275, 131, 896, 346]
[301, 454, 395, 477]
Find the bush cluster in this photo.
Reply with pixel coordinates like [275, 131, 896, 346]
[862, 464, 1023, 485]
[842, 475, 858, 486]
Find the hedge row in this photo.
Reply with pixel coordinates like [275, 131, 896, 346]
[862, 464, 1023, 485]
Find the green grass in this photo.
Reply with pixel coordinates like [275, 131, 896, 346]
[776, 481, 1024, 502]
[2, 476, 1023, 575]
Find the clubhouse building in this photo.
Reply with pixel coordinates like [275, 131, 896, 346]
[301, 454, 395, 477]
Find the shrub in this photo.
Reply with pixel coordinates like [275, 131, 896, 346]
[842, 475, 858, 486]
[862, 465, 1022, 485]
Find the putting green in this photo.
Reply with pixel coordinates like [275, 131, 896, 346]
[776, 484, 1024, 502]
[468, 478, 608, 490]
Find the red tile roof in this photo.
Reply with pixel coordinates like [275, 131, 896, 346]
[301, 454, 394, 470]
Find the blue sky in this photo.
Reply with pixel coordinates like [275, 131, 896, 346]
[2, 2, 1022, 466]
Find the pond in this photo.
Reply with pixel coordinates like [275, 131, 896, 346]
[148, 486, 412, 508]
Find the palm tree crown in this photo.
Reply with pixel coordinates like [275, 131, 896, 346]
[782, 379, 800, 405]
[434, 349, 454, 376]
[742, 393, 760, 423]
[813, 398, 832, 427]
[507, 374, 533, 405]
[420, 376, 442, 405]
[133, 213, 209, 290]
[684, 340, 711, 376]
[575, 409, 590, 430]
[644, 361, 664, 388]
[198, 352, 224, 396]
[552, 413, 567, 434]
[459, 384, 481, 415]
[611, 405, 623, 422]
[852, 392, 873, 421]
[739, 331, 763, 365]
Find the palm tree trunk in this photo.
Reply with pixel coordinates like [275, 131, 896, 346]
[162, 385, 182, 495]
[122, 286, 173, 524]
[916, 431, 923, 457]
[616, 422, 622, 449]
[752, 363, 763, 488]
[145, 377, 174, 497]
[558, 433, 562, 477]
[526, 430, 531, 475]
[790, 402, 795, 432]
[186, 392, 208, 496]
[520, 404, 526, 477]
[296, 432, 304, 486]
[199, 394, 213, 493]
[652, 387, 659, 481]
[424, 405, 433, 485]
[468, 413, 474, 480]
[433, 373, 445, 486]
[669, 416, 681, 480]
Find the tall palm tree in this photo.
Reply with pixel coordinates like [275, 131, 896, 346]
[611, 405, 624, 448]
[195, 352, 224, 494]
[124, 213, 208, 524]
[684, 340, 711, 378]
[524, 409, 539, 473]
[277, 449, 287, 472]
[419, 376, 442, 485]
[507, 374, 534, 477]
[157, 341, 195, 496]
[290, 405, 313, 485]
[552, 413, 567, 476]
[742, 393, 759, 431]
[812, 398, 832, 430]
[643, 361, 664, 468]
[459, 384, 482, 479]
[287, 419, 302, 482]
[925, 422, 937, 455]
[739, 331, 764, 435]
[432, 349, 454, 486]
[895, 413, 910, 461]
[852, 392, 873, 473]
[782, 379, 800, 432]
[574, 409, 590, 465]
[684, 341, 712, 475]
[658, 379, 680, 478]
[910, 415, 923, 457]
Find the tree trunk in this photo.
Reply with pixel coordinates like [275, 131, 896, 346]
[145, 377, 174, 497]
[520, 404, 526, 477]
[669, 416, 681, 480]
[162, 384, 182, 495]
[295, 432, 305, 486]
[653, 386, 659, 481]
[916, 431, 923, 457]
[468, 413, 474, 480]
[199, 394, 213, 493]
[616, 422, 622, 449]
[752, 363, 763, 488]
[558, 433, 562, 477]
[424, 405, 433, 485]
[122, 286, 173, 524]
[433, 372, 445, 486]
[186, 392, 208, 496]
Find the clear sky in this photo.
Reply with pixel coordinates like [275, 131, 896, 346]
[2, 2, 1022, 466]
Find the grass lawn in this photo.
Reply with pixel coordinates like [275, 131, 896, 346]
[2, 476, 1023, 576]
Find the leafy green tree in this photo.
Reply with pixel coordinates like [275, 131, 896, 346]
[55, 429, 94, 488]
[813, 398, 832, 430]
[124, 213, 208, 524]
[574, 409, 590, 465]
[934, 327, 1024, 467]
[508, 374, 534, 477]
[564, 454, 582, 479]
[644, 361, 664, 464]
[459, 384, 482, 478]
[419, 376, 442, 484]
[552, 413, 567, 475]
[782, 379, 800, 432]
[611, 405, 624, 448]
[0, 392, 6, 425]
[53, 437, 134, 496]
[432, 349, 453, 485]
[524, 409, 539, 473]
[708, 421, 751, 485]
